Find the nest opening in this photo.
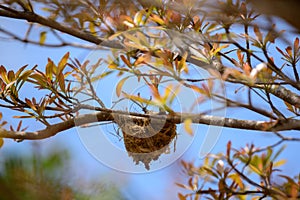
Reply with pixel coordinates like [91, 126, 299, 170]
[114, 114, 177, 170]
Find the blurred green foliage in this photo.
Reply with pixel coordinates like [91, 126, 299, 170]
[0, 146, 126, 200]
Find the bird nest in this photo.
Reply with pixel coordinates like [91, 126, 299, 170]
[113, 114, 177, 170]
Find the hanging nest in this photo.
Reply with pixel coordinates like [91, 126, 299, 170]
[113, 114, 177, 170]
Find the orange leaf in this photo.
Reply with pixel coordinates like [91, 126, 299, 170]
[0, 138, 3, 148]
[286, 46, 292, 57]
[294, 37, 299, 52]
[178, 193, 186, 200]
[25, 98, 36, 111]
[120, 55, 131, 68]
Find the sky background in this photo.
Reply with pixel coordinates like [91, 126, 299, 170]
[0, 13, 299, 200]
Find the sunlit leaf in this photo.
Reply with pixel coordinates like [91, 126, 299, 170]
[25, 98, 37, 111]
[286, 46, 292, 57]
[40, 31, 47, 45]
[13, 115, 36, 119]
[57, 72, 65, 93]
[46, 59, 54, 80]
[116, 76, 130, 97]
[273, 159, 286, 167]
[228, 173, 244, 189]
[120, 55, 132, 68]
[89, 22, 96, 35]
[15, 65, 28, 77]
[57, 52, 69, 75]
[134, 10, 144, 26]
[184, 118, 193, 136]
[150, 14, 165, 25]
[0, 65, 8, 83]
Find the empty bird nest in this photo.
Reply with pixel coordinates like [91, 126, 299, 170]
[113, 113, 177, 170]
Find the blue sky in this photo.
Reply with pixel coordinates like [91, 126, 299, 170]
[0, 14, 299, 200]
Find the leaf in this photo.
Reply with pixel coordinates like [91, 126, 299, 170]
[178, 193, 186, 200]
[0, 65, 8, 83]
[175, 183, 193, 190]
[57, 72, 65, 93]
[150, 14, 165, 25]
[40, 31, 47, 45]
[228, 173, 244, 189]
[294, 37, 299, 53]
[184, 118, 193, 136]
[57, 52, 70, 75]
[16, 120, 23, 131]
[116, 76, 130, 97]
[25, 98, 37, 111]
[178, 52, 188, 73]
[120, 55, 132, 68]
[89, 22, 96, 35]
[273, 159, 286, 167]
[134, 10, 144, 25]
[212, 44, 229, 55]
[13, 115, 36, 119]
[284, 101, 294, 112]
[7, 70, 15, 82]
[190, 85, 205, 94]
[254, 25, 262, 42]
[15, 65, 28, 77]
[0, 138, 3, 148]
[46, 59, 54, 80]
[286, 46, 292, 57]
[123, 32, 140, 46]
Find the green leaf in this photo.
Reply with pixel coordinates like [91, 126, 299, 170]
[272, 145, 286, 161]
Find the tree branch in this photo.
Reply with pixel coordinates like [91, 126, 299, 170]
[0, 8, 104, 45]
[0, 109, 299, 140]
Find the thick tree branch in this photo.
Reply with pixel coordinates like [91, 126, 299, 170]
[225, 78, 300, 108]
[0, 8, 103, 44]
[0, 109, 299, 140]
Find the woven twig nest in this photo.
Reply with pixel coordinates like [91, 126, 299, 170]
[113, 114, 177, 170]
